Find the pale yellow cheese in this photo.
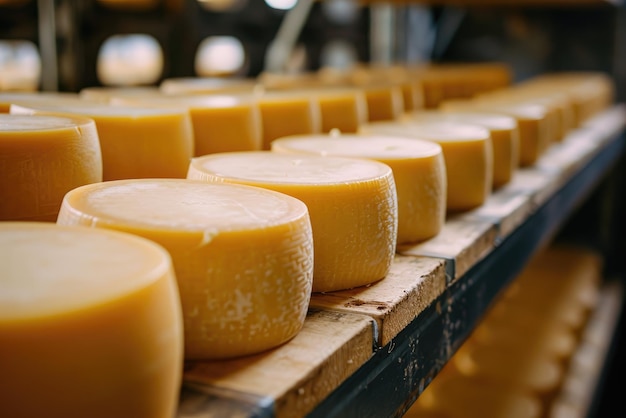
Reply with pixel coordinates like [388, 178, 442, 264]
[78, 86, 164, 103]
[441, 99, 549, 167]
[0, 91, 85, 113]
[111, 94, 262, 155]
[187, 151, 398, 292]
[360, 121, 493, 211]
[255, 91, 323, 150]
[312, 88, 368, 134]
[57, 179, 314, 360]
[0, 114, 102, 221]
[0, 222, 183, 418]
[404, 110, 520, 188]
[271, 133, 446, 244]
[10, 102, 194, 180]
[361, 84, 405, 122]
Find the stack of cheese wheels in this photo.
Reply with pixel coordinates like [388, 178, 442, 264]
[9, 102, 194, 180]
[402, 110, 520, 189]
[110, 94, 262, 155]
[358, 83, 405, 122]
[440, 99, 549, 167]
[187, 151, 398, 292]
[253, 90, 323, 150]
[360, 121, 493, 212]
[0, 222, 183, 418]
[0, 113, 102, 221]
[348, 64, 423, 112]
[270, 133, 446, 245]
[159, 76, 259, 95]
[57, 179, 314, 360]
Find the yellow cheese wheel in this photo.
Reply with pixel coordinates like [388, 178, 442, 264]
[0, 222, 183, 418]
[360, 121, 493, 211]
[361, 84, 405, 122]
[405, 110, 520, 188]
[0, 113, 102, 221]
[187, 151, 398, 292]
[313, 88, 368, 134]
[111, 94, 262, 155]
[255, 91, 323, 150]
[57, 179, 314, 359]
[271, 133, 446, 244]
[10, 102, 194, 180]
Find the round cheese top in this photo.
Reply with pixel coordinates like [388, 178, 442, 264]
[62, 179, 309, 232]
[0, 114, 94, 131]
[362, 121, 490, 142]
[408, 110, 517, 131]
[160, 77, 259, 95]
[0, 222, 172, 320]
[271, 133, 442, 160]
[189, 151, 393, 185]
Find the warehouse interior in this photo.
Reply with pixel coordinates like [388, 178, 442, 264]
[1, 1, 626, 417]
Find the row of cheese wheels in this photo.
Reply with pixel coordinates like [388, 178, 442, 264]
[403, 244, 603, 418]
[0, 66, 614, 417]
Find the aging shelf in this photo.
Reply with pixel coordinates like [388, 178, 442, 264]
[177, 105, 626, 418]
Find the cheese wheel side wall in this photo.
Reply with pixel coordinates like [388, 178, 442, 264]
[0, 117, 103, 221]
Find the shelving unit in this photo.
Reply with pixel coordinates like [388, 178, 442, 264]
[177, 106, 626, 418]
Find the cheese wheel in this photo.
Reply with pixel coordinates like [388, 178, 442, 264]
[312, 88, 368, 134]
[360, 121, 492, 211]
[188, 151, 398, 292]
[271, 133, 446, 244]
[10, 102, 194, 180]
[57, 179, 314, 359]
[0, 114, 102, 221]
[405, 110, 520, 188]
[111, 94, 262, 155]
[255, 91, 323, 150]
[361, 84, 405, 122]
[0, 222, 183, 418]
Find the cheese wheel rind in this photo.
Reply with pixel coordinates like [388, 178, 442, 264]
[0, 222, 183, 418]
[57, 179, 314, 359]
[188, 152, 398, 292]
[0, 114, 103, 221]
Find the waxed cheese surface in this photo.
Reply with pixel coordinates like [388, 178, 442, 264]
[0, 114, 103, 221]
[0, 222, 183, 418]
[188, 152, 398, 292]
[57, 179, 314, 359]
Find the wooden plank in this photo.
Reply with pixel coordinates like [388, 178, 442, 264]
[309, 255, 446, 347]
[458, 190, 534, 240]
[498, 168, 561, 209]
[397, 217, 497, 282]
[181, 309, 374, 418]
